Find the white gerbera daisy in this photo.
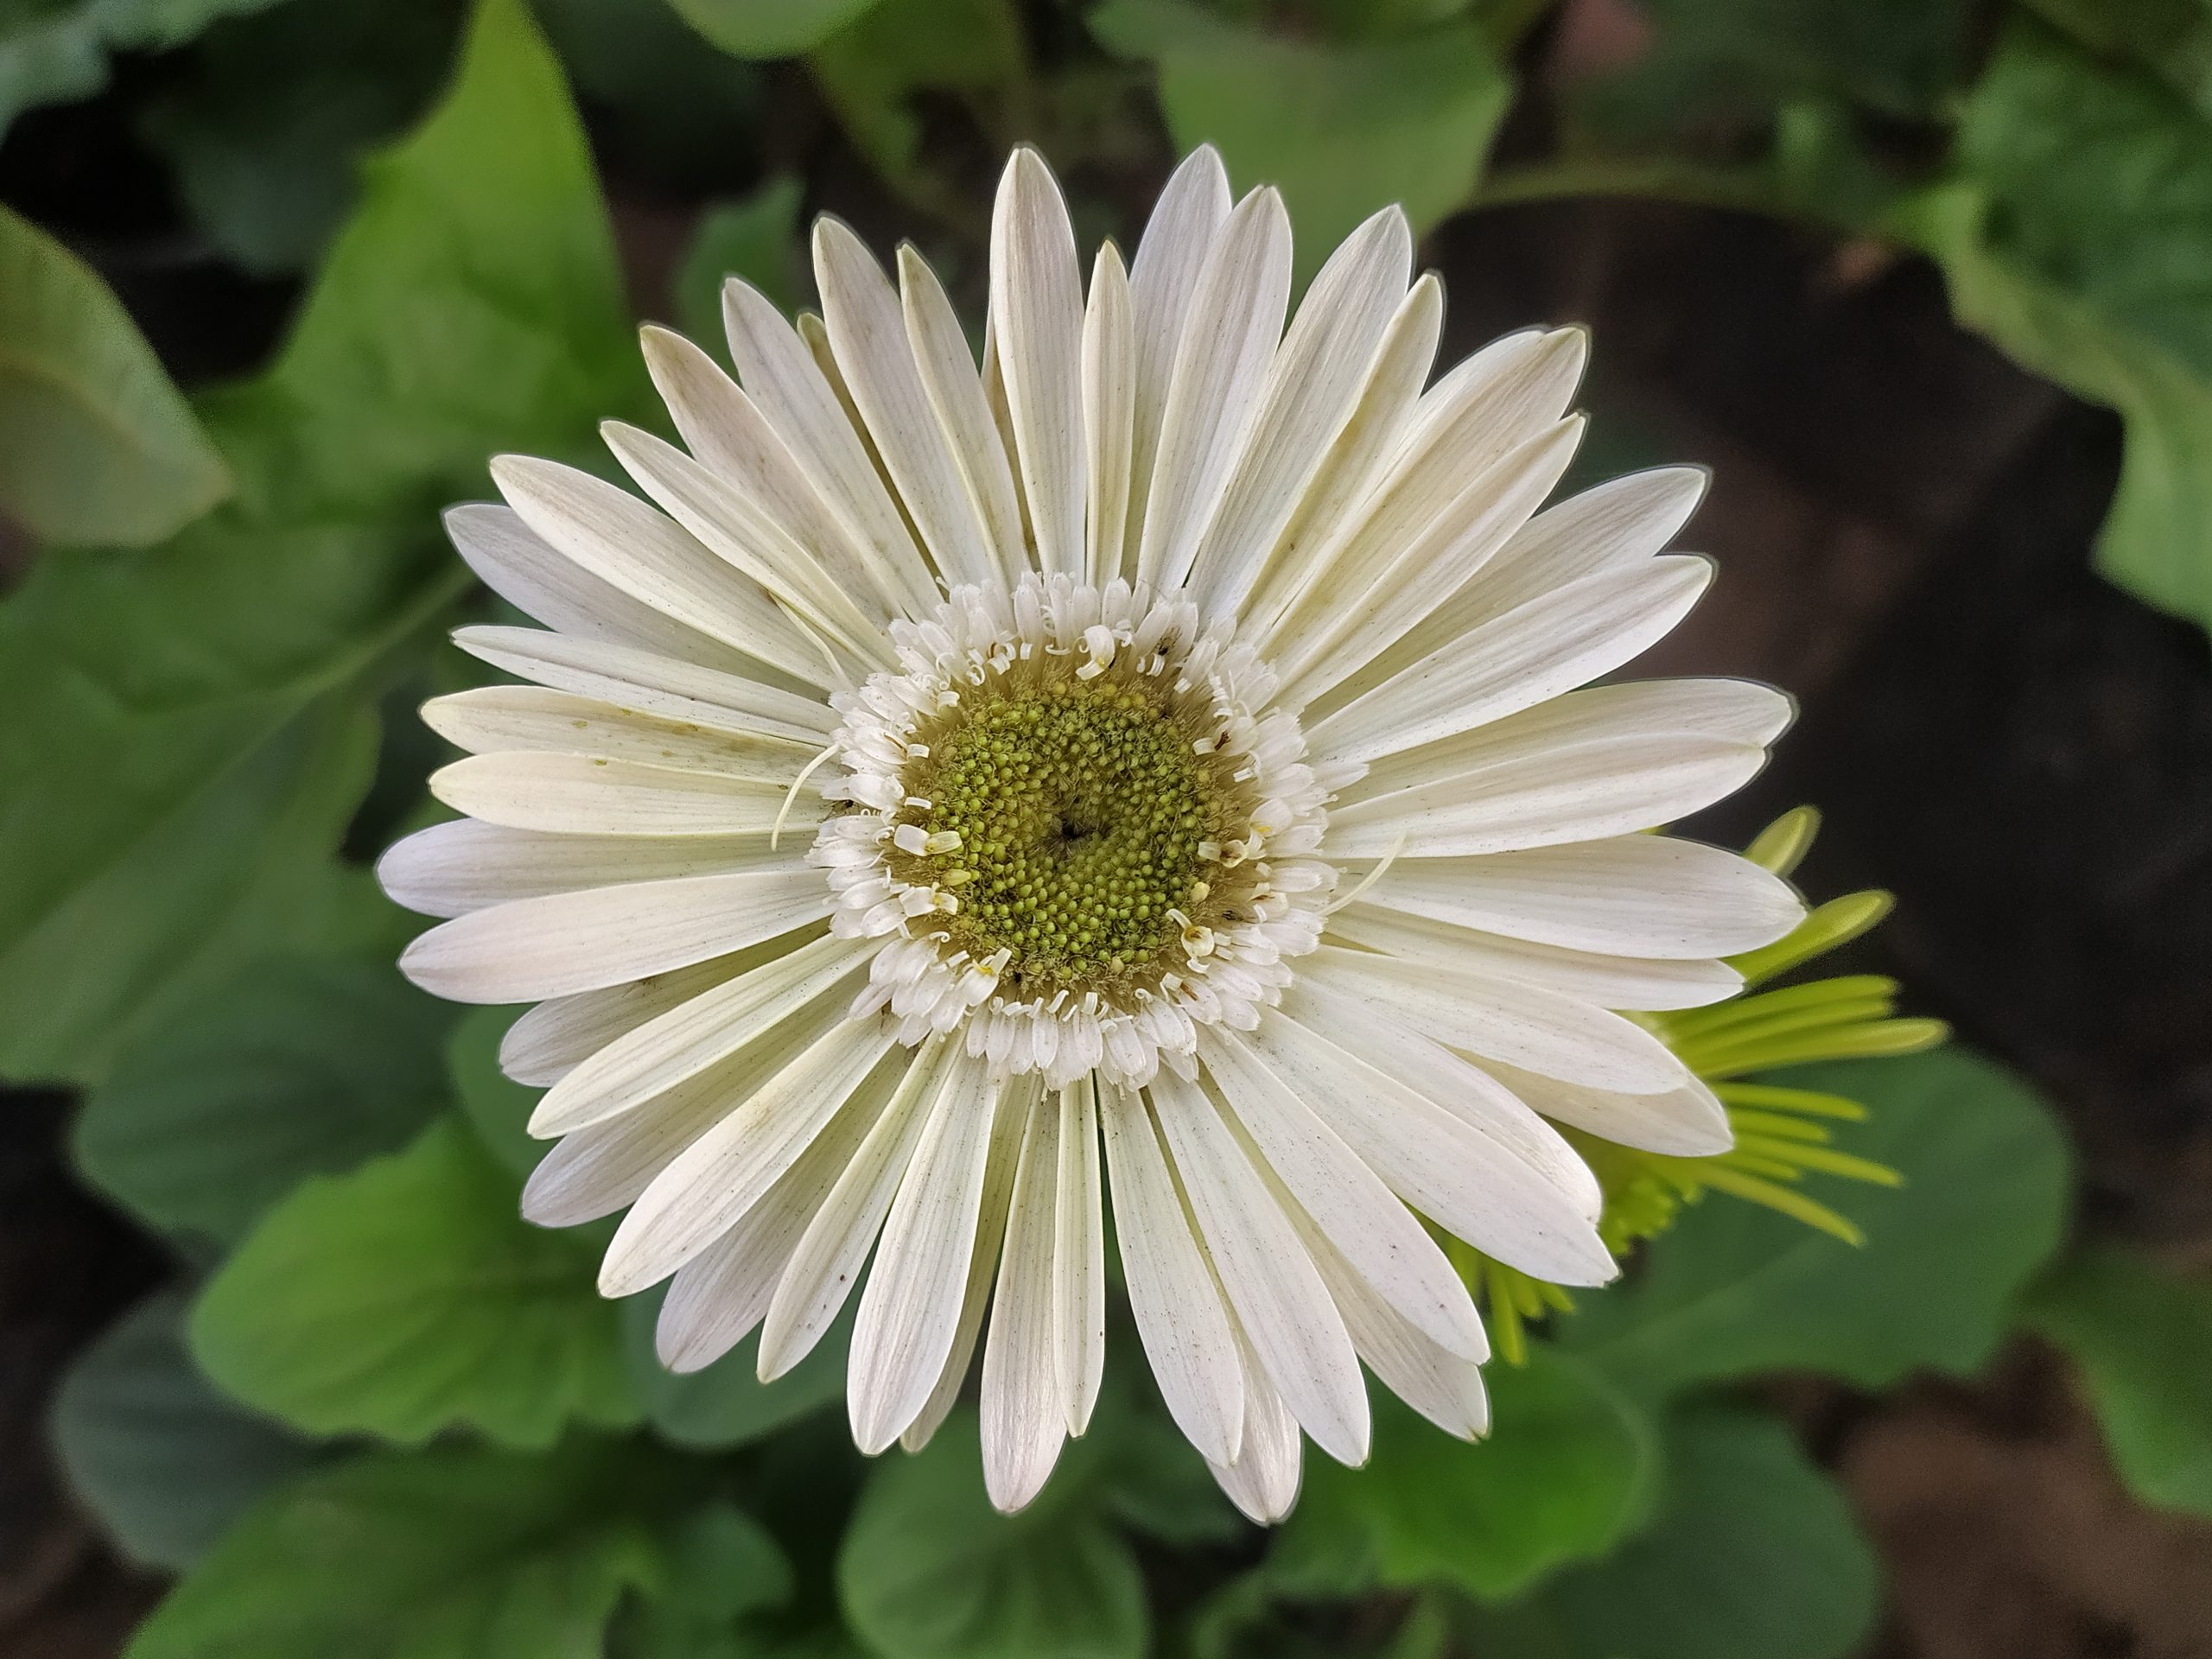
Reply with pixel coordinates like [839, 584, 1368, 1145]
[380, 145, 1806, 1520]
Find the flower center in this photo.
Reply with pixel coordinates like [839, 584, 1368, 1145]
[894, 677, 1236, 1001]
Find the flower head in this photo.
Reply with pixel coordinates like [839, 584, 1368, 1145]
[382, 145, 1806, 1519]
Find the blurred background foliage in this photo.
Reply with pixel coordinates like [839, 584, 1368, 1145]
[3, 0, 2212, 1656]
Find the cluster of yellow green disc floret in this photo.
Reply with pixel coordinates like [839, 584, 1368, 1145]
[1453, 806, 1951, 1363]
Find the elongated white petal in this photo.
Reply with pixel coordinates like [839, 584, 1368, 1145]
[1207, 1332, 1304, 1524]
[1351, 834, 1804, 958]
[758, 1037, 950, 1380]
[453, 625, 836, 744]
[1200, 1028, 1484, 1359]
[601, 1018, 900, 1294]
[1324, 903, 1741, 1011]
[1082, 242, 1136, 589]
[379, 818, 798, 920]
[428, 752, 816, 840]
[1301, 945, 1695, 1095]
[1186, 207, 1410, 614]
[498, 944, 784, 1085]
[1052, 1077, 1106, 1434]
[1292, 1211, 1489, 1440]
[991, 149, 1087, 577]
[1149, 1069, 1369, 1465]
[899, 246, 1027, 587]
[723, 278, 939, 619]
[1135, 187, 1292, 594]
[848, 1055, 1001, 1452]
[1480, 1058, 1735, 1158]
[531, 932, 872, 1136]
[1255, 993, 1617, 1286]
[421, 686, 810, 779]
[400, 868, 827, 1003]
[981, 1092, 1067, 1511]
[1100, 1084, 1243, 1465]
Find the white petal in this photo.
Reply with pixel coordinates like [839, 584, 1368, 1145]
[453, 625, 835, 745]
[399, 867, 827, 1003]
[722, 278, 940, 618]
[1300, 946, 1696, 1095]
[1200, 1027, 1484, 1360]
[848, 1055, 1001, 1452]
[1186, 207, 1410, 615]
[1148, 1069, 1369, 1466]
[601, 1017, 900, 1294]
[1293, 1214, 1489, 1440]
[1479, 1059, 1735, 1158]
[1082, 242, 1136, 589]
[1135, 187, 1292, 594]
[1447, 463, 1709, 632]
[899, 246, 1027, 588]
[639, 324, 901, 624]
[1206, 1332, 1304, 1524]
[498, 944, 779, 1085]
[490, 454, 833, 689]
[758, 1037, 950, 1380]
[990, 149, 1087, 578]
[1323, 903, 1741, 1011]
[1254, 995, 1617, 1286]
[378, 817, 796, 919]
[428, 751, 814, 839]
[1308, 556, 1714, 764]
[1351, 833, 1804, 958]
[531, 932, 872, 1136]
[1052, 1077, 1106, 1435]
[420, 685, 811, 779]
[981, 1092, 1068, 1511]
[1100, 1083, 1243, 1465]
[816, 219, 1000, 590]
[445, 502, 755, 670]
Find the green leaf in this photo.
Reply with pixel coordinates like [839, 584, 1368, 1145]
[622, 1286, 851, 1452]
[1274, 1344, 1659, 1605]
[810, 0, 1024, 202]
[140, 0, 467, 276]
[126, 1437, 677, 1659]
[1561, 1048, 2071, 1397]
[626, 1500, 800, 1659]
[0, 0, 286, 136]
[74, 956, 454, 1247]
[191, 1116, 638, 1448]
[666, 0, 884, 59]
[1470, 1408, 1880, 1659]
[2022, 0, 2212, 116]
[677, 175, 807, 352]
[536, 0, 766, 187]
[2025, 1247, 2212, 1518]
[48, 1291, 319, 1573]
[448, 1003, 547, 1181]
[0, 697, 394, 1084]
[1090, 0, 1511, 284]
[0, 0, 642, 1087]
[0, 203, 230, 544]
[838, 1409, 1148, 1659]
[1904, 22, 2212, 636]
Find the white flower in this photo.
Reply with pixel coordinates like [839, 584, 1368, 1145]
[380, 146, 1806, 1520]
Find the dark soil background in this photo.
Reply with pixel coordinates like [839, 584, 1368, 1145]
[7, 20, 2212, 1658]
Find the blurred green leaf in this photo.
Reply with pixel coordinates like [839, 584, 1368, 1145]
[126, 1437, 677, 1659]
[810, 0, 1024, 203]
[1902, 22, 2212, 637]
[0, 203, 230, 543]
[626, 1500, 802, 1658]
[666, 0, 883, 59]
[49, 1291, 319, 1573]
[74, 956, 454, 1247]
[838, 1409, 1149, 1659]
[537, 0, 766, 186]
[0, 0, 641, 1088]
[0, 0, 286, 135]
[2022, 0, 2212, 115]
[448, 1003, 547, 1180]
[2025, 1247, 2212, 1518]
[191, 1116, 638, 1447]
[1467, 1408, 1880, 1659]
[621, 1285, 852, 1452]
[141, 0, 465, 276]
[1561, 1048, 2071, 1396]
[1274, 1344, 1658, 1605]
[677, 175, 807, 350]
[0, 699, 392, 1084]
[1090, 0, 1510, 283]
